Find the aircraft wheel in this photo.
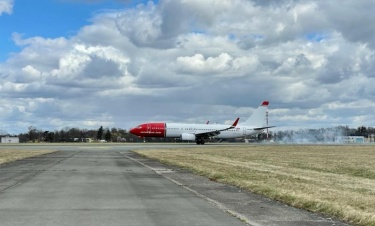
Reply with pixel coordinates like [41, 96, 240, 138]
[196, 138, 204, 145]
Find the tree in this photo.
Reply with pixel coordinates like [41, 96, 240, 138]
[43, 131, 55, 142]
[105, 130, 112, 142]
[355, 126, 368, 137]
[28, 126, 38, 142]
[97, 126, 104, 140]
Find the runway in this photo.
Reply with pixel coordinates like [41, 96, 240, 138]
[0, 144, 350, 226]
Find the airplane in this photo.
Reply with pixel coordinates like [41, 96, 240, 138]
[129, 101, 274, 145]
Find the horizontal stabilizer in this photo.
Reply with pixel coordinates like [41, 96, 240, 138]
[253, 126, 276, 131]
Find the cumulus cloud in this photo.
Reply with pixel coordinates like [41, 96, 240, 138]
[0, 0, 13, 15]
[319, 1, 375, 48]
[1, 0, 375, 134]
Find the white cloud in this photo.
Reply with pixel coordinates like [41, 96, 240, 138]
[1, 0, 375, 134]
[176, 53, 232, 74]
[0, 0, 13, 15]
[319, 1, 375, 48]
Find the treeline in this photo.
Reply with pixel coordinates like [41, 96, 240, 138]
[2, 125, 375, 143]
[16, 126, 137, 143]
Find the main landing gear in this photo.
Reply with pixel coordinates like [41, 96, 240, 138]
[196, 137, 205, 145]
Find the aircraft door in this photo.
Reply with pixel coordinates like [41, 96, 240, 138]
[243, 127, 246, 135]
[147, 124, 151, 134]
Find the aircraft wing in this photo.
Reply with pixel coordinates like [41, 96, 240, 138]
[195, 118, 239, 138]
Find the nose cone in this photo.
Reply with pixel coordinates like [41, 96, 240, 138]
[129, 127, 138, 135]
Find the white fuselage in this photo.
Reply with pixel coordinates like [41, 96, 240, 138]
[165, 123, 259, 139]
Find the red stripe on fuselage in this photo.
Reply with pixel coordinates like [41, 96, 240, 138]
[130, 122, 166, 137]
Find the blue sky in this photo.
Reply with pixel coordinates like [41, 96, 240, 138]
[0, 0, 148, 61]
[1, 0, 375, 135]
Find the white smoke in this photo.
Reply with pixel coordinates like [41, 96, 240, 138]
[275, 127, 346, 144]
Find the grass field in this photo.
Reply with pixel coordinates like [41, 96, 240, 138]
[0, 149, 55, 164]
[135, 145, 375, 226]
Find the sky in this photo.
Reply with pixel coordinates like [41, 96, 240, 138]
[1, 0, 375, 135]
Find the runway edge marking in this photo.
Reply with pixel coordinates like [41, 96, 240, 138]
[122, 152, 255, 226]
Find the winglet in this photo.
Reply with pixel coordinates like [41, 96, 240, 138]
[230, 118, 240, 128]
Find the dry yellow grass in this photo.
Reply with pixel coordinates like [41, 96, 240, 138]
[135, 145, 375, 226]
[0, 149, 55, 164]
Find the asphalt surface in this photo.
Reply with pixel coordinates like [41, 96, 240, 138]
[0, 144, 351, 226]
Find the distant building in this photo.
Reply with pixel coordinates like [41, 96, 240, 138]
[335, 136, 365, 143]
[1, 136, 20, 143]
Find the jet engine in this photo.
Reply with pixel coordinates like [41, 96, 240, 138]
[180, 133, 196, 141]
